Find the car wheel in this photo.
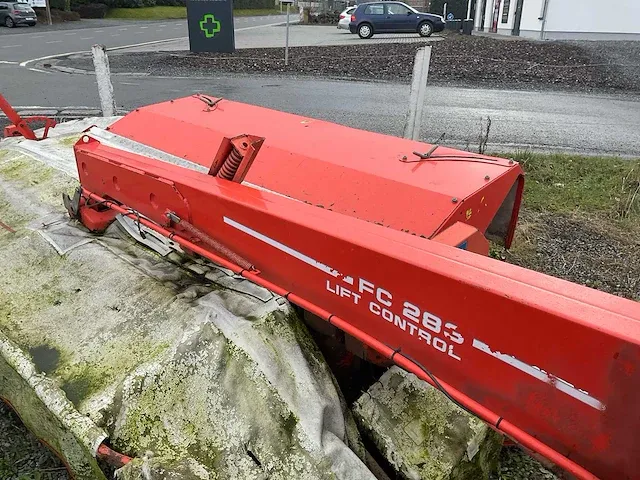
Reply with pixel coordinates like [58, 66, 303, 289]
[418, 21, 433, 37]
[5, 16, 15, 28]
[358, 23, 373, 39]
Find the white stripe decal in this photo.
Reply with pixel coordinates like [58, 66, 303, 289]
[223, 217, 339, 277]
[472, 339, 605, 410]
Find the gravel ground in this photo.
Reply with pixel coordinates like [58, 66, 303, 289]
[0, 402, 70, 480]
[55, 34, 640, 93]
[503, 210, 640, 300]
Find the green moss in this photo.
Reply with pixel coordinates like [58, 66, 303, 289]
[0, 157, 53, 184]
[58, 135, 81, 147]
[0, 156, 77, 209]
[58, 339, 170, 408]
[261, 311, 327, 375]
[0, 190, 36, 248]
[0, 252, 71, 345]
[0, 351, 107, 480]
[354, 368, 502, 480]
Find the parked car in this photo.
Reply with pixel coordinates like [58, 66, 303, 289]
[0, 1, 37, 27]
[337, 6, 356, 30]
[349, 1, 445, 39]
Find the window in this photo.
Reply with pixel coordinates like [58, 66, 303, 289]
[387, 3, 411, 15]
[364, 4, 384, 15]
[501, 0, 510, 23]
[0, 4, 8, 9]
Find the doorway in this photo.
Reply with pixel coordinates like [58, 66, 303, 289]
[512, 0, 524, 35]
[479, 0, 488, 30]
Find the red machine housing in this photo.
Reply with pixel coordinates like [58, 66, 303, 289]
[71, 96, 640, 480]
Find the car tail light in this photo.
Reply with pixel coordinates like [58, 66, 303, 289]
[339, 14, 345, 18]
[350, 14, 356, 21]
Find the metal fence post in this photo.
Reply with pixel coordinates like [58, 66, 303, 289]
[403, 46, 431, 141]
[91, 44, 117, 118]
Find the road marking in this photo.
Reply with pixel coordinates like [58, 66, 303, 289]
[2, 45, 22, 48]
[140, 26, 148, 29]
[235, 21, 285, 32]
[31, 35, 44, 38]
[118, 28, 128, 31]
[94, 29, 103, 32]
[111, 34, 119, 37]
[64, 32, 76, 35]
[0, 60, 18, 64]
[28, 67, 50, 74]
[80, 37, 94, 40]
[472, 339, 605, 410]
[159, 24, 166, 27]
[19, 21, 286, 68]
[119, 82, 139, 85]
[46, 41, 62, 44]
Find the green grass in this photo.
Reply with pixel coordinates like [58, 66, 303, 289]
[510, 151, 640, 224]
[106, 6, 283, 19]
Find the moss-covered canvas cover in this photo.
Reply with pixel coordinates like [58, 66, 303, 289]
[353, 366, 503, 480]
[0, 123, 373, 480]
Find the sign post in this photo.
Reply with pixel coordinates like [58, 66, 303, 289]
[187, 0, 235, 53]
[282, 0, 293, 66]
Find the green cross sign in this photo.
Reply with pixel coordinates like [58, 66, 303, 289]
[199, 14, 221, 38]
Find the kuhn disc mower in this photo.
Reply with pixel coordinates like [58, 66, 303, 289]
[62, 95, 639, 480]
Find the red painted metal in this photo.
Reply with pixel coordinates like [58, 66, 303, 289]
[107, 97, 522, 247]
[72, 97, 640, 480]
[80, 188, 597, 480]
[0, 94, 56, 140]
[96, 443, 132, 467]
[209, 133, 265, 182]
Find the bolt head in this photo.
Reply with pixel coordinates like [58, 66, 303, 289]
[485, 175, 490, 181]
[452, 197, 458, 203]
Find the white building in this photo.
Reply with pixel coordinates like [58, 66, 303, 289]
[474, 0, 640, 40]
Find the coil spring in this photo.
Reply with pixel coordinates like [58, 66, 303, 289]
[217, 146, 244, 180]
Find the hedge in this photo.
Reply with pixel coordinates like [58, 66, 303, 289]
[66, 0, 274, 8]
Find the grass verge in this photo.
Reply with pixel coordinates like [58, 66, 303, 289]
[493, 151, 640, 300]
[106, 6, 284, 19]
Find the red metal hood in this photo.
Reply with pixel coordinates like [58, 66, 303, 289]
[108, 95, 523, 241]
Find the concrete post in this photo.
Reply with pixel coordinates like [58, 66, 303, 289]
[91, 45, 116, 117]
[44, 0, 52, 25]
[403, 46, 431, 141]
[285, 4, 290, 66]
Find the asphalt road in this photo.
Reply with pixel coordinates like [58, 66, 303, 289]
[1, 18, 639, 155]
[0, 15, 285, 63]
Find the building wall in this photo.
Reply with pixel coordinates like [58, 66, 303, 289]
[475, 0, 640, 39]
[476, 0, 497, 31]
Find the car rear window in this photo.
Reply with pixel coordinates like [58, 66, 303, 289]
[346, 6, 355, 13]
[13, 3, 32, 9]
[364, 4, 384, 14]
